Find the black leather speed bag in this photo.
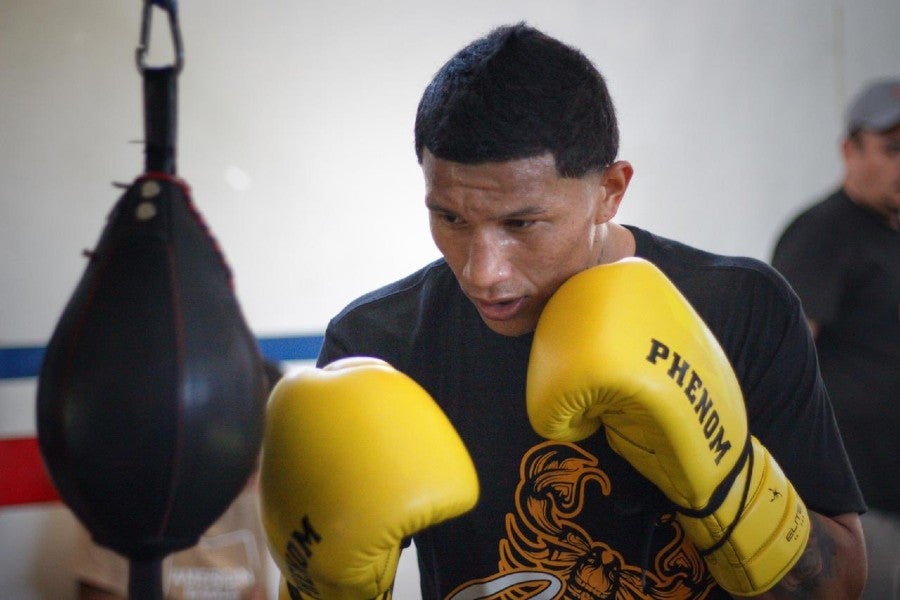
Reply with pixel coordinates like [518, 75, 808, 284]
[37, 173, 267, 561]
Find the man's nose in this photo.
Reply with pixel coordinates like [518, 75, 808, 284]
[462, 231, 511, 291]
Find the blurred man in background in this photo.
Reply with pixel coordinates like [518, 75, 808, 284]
[772, 78, 900, 599]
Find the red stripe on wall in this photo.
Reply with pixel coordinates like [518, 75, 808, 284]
[0, 437, 60, 506]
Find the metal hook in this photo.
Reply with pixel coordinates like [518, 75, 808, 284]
[136, 0, 184, 74]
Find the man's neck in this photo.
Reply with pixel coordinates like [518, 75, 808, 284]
[597, 222, 637, 263]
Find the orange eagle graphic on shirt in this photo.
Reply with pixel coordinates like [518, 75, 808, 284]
[445, 441, 716, 600]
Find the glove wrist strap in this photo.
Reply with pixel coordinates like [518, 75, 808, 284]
[678, 434, 751, 522]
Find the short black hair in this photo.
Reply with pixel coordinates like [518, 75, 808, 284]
[414, 23, 619, 177]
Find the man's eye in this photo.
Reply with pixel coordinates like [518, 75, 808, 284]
[506, 219, 534, 229]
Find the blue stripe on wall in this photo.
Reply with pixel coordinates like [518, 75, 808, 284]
[0, 335, 324, 380]
[0, 347, 46, 380]
[257, 335, 324, 363]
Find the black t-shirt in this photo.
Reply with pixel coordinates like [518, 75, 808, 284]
[320, 226, 864, 599]
[772, 189, 900, 513]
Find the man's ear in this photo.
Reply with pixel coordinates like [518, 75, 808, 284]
[595, 160, 633, 223]
[841, 135, 862, 164]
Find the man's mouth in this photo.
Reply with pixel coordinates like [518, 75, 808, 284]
[473, 297, 526, 321]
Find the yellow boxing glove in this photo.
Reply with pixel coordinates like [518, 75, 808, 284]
[260, 357, 479, 600]
[527, 258, 809, 596]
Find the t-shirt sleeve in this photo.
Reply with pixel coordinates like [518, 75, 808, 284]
[741, 271, 865, 515]
[317, 302, 414, 372]
[317, 320, 353, 368]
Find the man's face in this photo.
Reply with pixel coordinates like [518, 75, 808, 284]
[844, 125, 900, 219]
[422, 150, 620, 336]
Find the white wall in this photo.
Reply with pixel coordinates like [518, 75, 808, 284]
[2, 1, 898, 598]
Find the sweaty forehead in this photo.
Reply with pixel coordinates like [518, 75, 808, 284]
[422, 150, 559, 193]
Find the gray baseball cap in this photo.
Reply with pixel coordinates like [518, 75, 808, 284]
[846, 78, 900, 134]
